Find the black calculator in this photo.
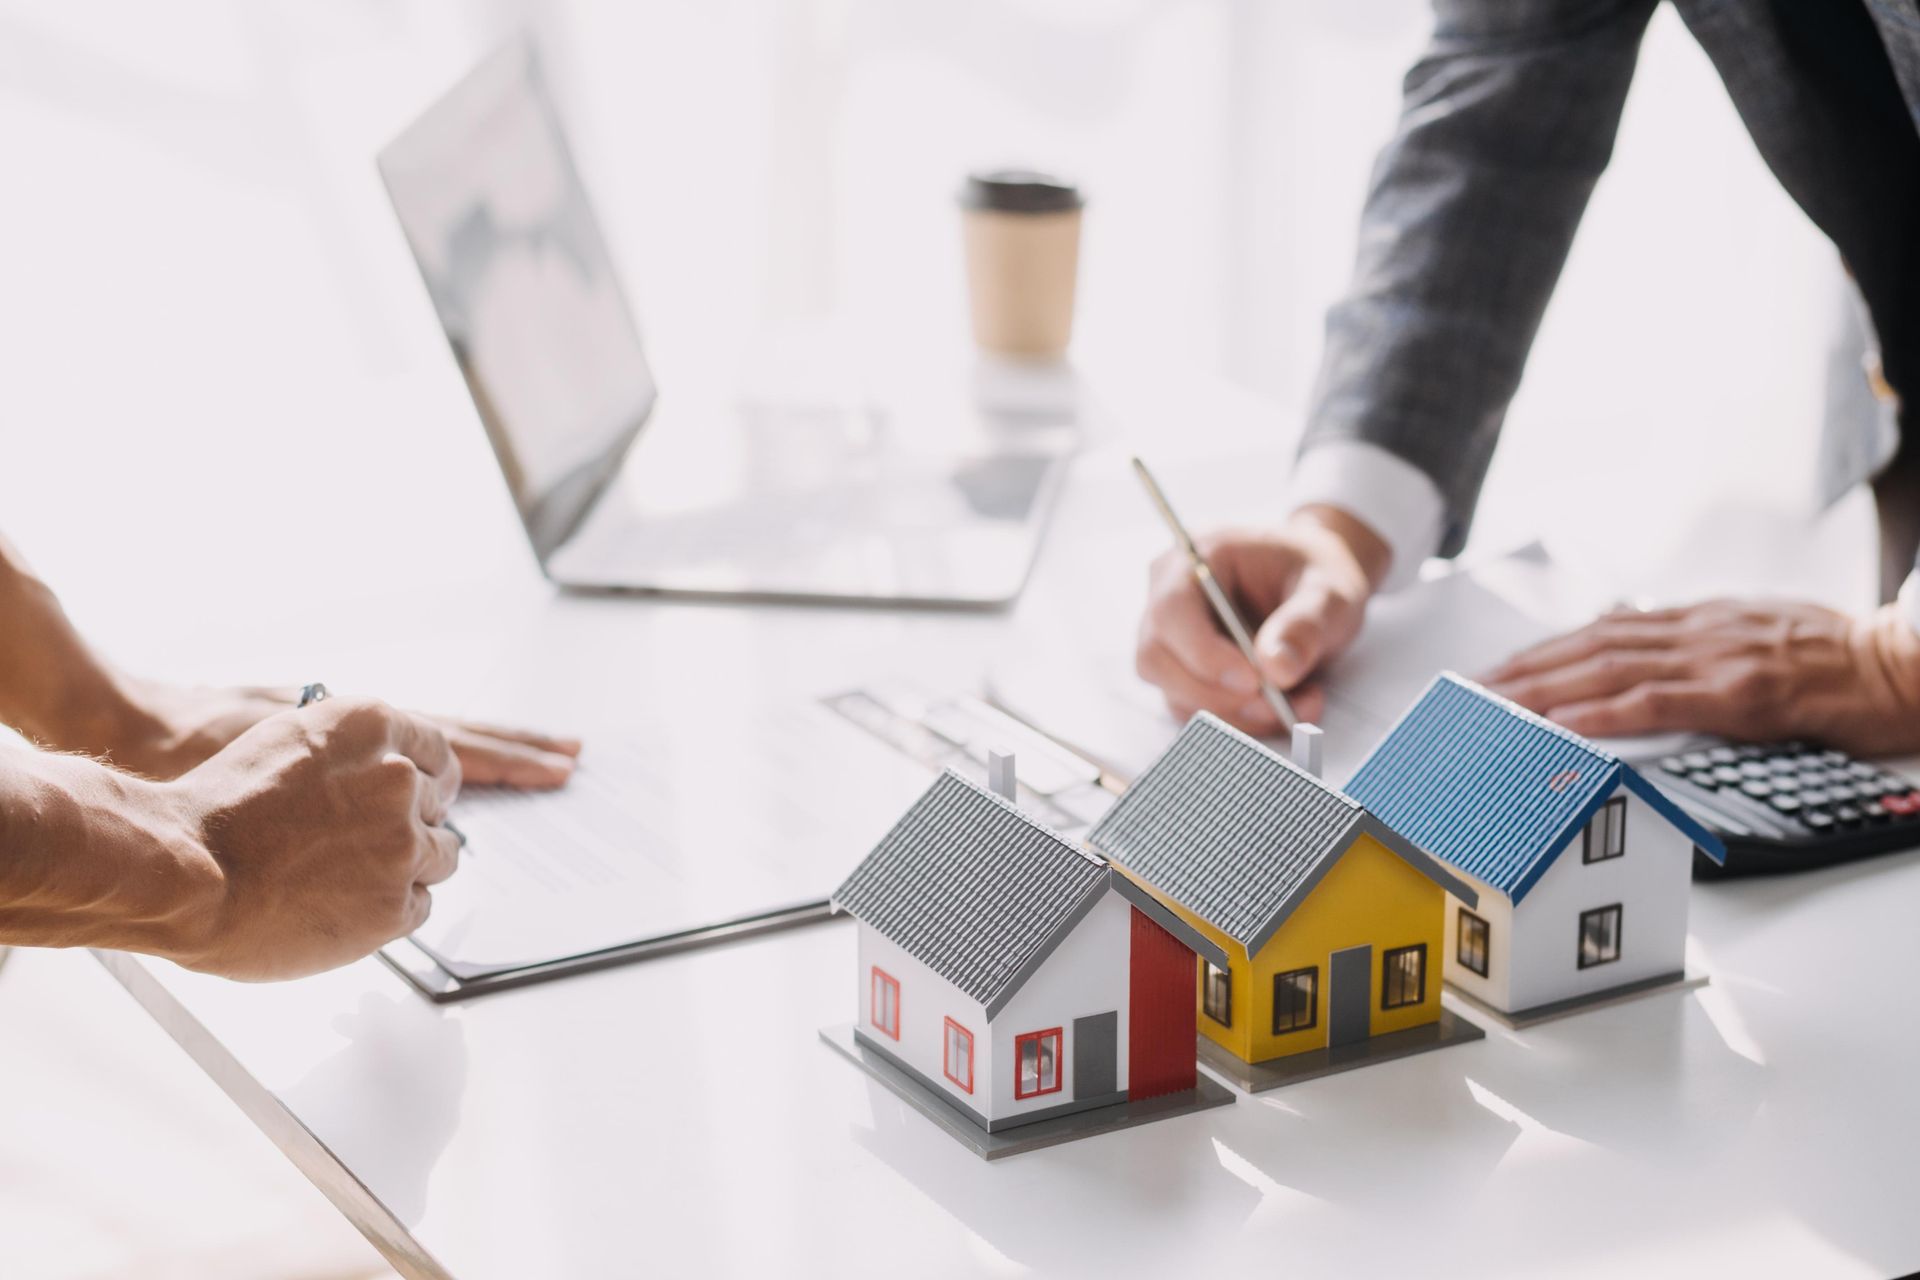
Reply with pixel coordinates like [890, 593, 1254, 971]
[1644, 743, 1920, 878]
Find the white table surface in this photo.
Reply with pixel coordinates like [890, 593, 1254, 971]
[85, 447, 1920, 1280]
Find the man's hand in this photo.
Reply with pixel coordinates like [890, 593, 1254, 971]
[97, 681, 581, 789]
[1484, 599, 1920, 757]
[1135, 505, 1391, 736]
[0, 698, 467, 980]
[162, 697, 466, 980]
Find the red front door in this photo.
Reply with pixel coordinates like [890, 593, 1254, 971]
[1128, 908, 1197, 1099]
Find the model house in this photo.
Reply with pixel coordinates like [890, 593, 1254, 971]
[825, 761, 1232, 1153]
[1087, 714, 1482, 1086]
[1344, 673, 1727, 1022]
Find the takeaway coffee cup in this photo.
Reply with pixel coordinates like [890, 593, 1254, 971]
[960, 170, 1084, 361]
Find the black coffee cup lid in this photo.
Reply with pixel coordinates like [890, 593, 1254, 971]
[960, 170, 1083, 214]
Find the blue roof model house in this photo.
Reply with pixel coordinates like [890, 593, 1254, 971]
[1346, 673, 1725, 1021]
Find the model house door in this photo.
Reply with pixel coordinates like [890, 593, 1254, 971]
[1328, 945, 1372, 1047]
[1072, 1011, 1118, 1098]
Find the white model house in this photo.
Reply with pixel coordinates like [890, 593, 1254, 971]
[830, 767, 1225, 1134]
[1345, 674, 1726, 1019]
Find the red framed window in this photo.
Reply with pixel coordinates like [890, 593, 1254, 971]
[942, 1017, 975, 1094]
[870, 967, 900, 1040]
[1014, 1028, 1063, 1100]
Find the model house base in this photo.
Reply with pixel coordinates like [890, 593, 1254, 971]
[1194, 1008, 1485, 1094]
[1443, 969, 1709, 1031]
[820, 1025, 1235, 1160]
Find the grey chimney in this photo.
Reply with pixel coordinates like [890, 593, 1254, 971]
[987, 749, 1017, 802]
[1291, 723, 1324, 778]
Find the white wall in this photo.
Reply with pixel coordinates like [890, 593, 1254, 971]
[855, 889, 1133, 1127]
[991, 890, 1132, 1124]
[1441, 869, 1513, 1013]
[1440, 783, 1696, 1014]
[855, 923, 994, 1116]
[1508, 783, 1696, 1013]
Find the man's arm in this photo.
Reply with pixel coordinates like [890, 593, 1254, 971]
[0, 698, 464, 980]
[0, 535, 580, 785]
[1302, 0, 1662, 558]
[1138, 0, 1661, 735]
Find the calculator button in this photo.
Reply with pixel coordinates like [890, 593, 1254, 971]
[1862, 801, 1890, 823]
[1768, 793, 1803, 814]
[1713, 765, 1745, 785]
[1803, 811, 1837, 832]
[1739, 778, 1774, 799]
[1660, 756, 1687, 774]
[1825, 784, 1858, 804]
[1819, 750, 1849, 767]
[1738, 760, 1771, 778]
[1767, 757, 1801, 775]
[1883, 792, 1920, 816]
[1799, 788, 1831, 806]
[1848, 761, 1880, 779]
[1707, 747, 1739, 765]
[1680, 751, 1712, 771]
[1687, 771, 1718, 789]
[1834, 805, 1864, 826]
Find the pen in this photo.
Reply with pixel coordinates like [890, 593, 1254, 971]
[1129, 456, 1299, 733]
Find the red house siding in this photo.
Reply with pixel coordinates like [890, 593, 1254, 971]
[1128, 907, 1197, 1099]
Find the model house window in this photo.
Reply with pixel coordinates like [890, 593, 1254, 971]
[942, 1017, 974, 1094]
[1584, 796, 1627, 863]
[1014, 1028, 1063, 1100]
[1381, 944, 1427, 1010]
[870, 967, 900, 1040]
[1458, 909, 1491, 978]
[1202, 960, 1232, 1027]
[1579, 905, 1623, 968]
[1271, 967, 1317, 1034]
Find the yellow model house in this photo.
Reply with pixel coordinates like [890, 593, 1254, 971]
[1088, 714, 1484, 1089]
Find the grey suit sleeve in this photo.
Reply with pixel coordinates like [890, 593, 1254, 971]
[1301, 0, 1660, 555]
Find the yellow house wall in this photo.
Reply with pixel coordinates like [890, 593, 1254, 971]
[1122, 833, 1448, 1066]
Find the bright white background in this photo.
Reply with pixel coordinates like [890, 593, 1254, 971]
[0, 1, 1874, 1276]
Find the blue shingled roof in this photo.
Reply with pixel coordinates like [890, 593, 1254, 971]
[1345, 674, 1725, 905]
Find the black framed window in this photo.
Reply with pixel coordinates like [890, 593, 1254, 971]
[1271, 967, 1318, 1034]
[1578, 905, 1623, 968]
[1202, 960, 1232, 1027]
[1380, 944, 1427, 1010]
[1583, 796, 1627, 863]
[1457, 909, 1491, 978]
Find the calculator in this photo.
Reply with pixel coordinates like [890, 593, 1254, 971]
[1643, 742, 1920, 878]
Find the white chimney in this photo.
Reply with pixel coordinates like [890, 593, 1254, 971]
[1291, 723, 1324, 778]
[987, 749, 1017, 802]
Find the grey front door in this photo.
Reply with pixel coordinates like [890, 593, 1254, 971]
[1328, 945, 1372, 1047]
[1072, 1011, 1118, 1098]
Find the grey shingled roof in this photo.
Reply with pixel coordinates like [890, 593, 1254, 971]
[1089, 713, 1474, 957]
[831, 770, 1110, 1019]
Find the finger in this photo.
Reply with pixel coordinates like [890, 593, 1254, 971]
[413, 762, 456, 827]
[387, 710, 462, 811]
[415, 823, 462, 888]
[1487, 651, 1691, 718]
[441, 718, 583, 758]
[403, 884, 433, 935]
[1253, 573, 1361, 688]
[1545, 681, 1727, 739]
[1142, 643, 1282, 733]
[1169, 680, 1326, 741]
[1484, 618, 1687, 683]
[448, 731, 577, 789]
[1144, 575, 1267, 698]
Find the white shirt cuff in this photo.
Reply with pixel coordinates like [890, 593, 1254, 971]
[1897, 571, 1920, 636]
[1287, 441, 1446, 593]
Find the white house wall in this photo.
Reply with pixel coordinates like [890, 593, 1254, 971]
[1439, 782, 1695, 1014]
[856, 923, 995, 1114]
[1442, 868, 1513, 1011]
[991, 889, 1133, 1123]
[1506, 782, 1694, 1012]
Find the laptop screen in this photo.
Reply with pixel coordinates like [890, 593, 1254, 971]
[379, 35, 656, 560]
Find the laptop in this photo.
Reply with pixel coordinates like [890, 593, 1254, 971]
[377, 34, 1076, 609]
